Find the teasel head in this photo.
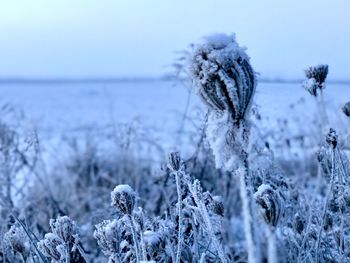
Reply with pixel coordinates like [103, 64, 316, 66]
[342, 102, 350, 117]
[111, 184, 136, 215]
[326, 128, 338, 149]
[254, 184, 282, 227]
[190, 33, 256, 125]
[167, 151, 182, 172]
[50, 216, 77, 244]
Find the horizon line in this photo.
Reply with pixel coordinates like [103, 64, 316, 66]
[0, 76, 349, 85]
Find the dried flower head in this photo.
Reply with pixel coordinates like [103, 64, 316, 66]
[342, 102, 350, 117]
[50, 216, 78, 243]
[190, 33, 256, 123]
[94, 219, 119, 257]
[303, 64, 328, 96]
[254, 184, 282, 227]
[305, 64, 328, 86]
[37, 233, 63, 261]
[326, 128, 338, 149]
[167, 151, 182, 172]
[3, 225, 30, 259]
[111, 184, 136, 215]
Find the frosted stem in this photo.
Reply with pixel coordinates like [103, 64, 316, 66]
[239, 164, 258, 263]
[175, 172, 183, 263]
[267, 228, 277, 263]
[129, 215, 141, 262]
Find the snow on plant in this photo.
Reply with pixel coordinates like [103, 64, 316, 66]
[190, 33, 260, 263]
[3, 224, 30, 262]
[37, 216, 86, 263]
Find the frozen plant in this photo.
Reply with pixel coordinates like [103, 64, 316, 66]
[37, 216, 86, 263]
[3, 224, 30, 262]
[302, 64, 329, 131]
[190, 33, 259, 263]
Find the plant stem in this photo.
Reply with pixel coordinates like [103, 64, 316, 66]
[175, 172, 183, 263]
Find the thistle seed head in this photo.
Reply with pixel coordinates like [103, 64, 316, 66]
[254, 184, 282, 227]
[37, 233, 63, 261]
[111, 184, 136, 215]
[342, 102, 350, 117]
[50, 216, 77, 244]
[190, 33, 256, 123]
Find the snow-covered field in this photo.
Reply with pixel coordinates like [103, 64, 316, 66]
[1, 80, 349, 142]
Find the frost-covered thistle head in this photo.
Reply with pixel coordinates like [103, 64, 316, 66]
[37, 233, 63, 261]
[190, 33, 256, 123]
[342, 102, 350, 117]
[303, 64, 328, 96]
[50, 216, 78, 243]
[111, 184, 136, 215]
[326, 128, 337, 149]
[94, 219, 119, 257]
[3, 225, 30, 260]
[254, 184, 282, 227]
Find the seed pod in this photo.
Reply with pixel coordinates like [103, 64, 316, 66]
[254, 184, 282, 227]
[167, 151, 182, 172]
[190, 33, 256, 123]
[342, 102, 350, 117]
[111, 184, 136, 215]
[326, 128, 337, 149]
[50, 216, 77, 243]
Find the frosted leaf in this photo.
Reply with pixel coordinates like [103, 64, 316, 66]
[206, 111, 246, 171]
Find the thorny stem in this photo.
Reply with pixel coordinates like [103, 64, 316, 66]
[175, 172, 183, 263]
[316, 148, 335, 263]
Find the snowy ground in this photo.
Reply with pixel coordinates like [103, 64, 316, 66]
[0, 80, 349, 151]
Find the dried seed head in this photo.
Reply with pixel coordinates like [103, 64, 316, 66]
[342, 102, 350, 117]
[293, 213, 305, 234]
[303, 64, 328, 96]
[37, 233, 63, 261]
[50, 216, 77, 243]
[254, 184, 282, 227]
[167, 151, 182, 172]
[190, 33, 256, 122]
[94, 219, 119, 257]
[305, 64, 328, 86]
[3, 225, 30, 259]
[326, 128, 338, 149]
[111, 184, 136, 215]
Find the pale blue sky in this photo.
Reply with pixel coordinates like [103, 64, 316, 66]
[0, 0, 349, 79]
